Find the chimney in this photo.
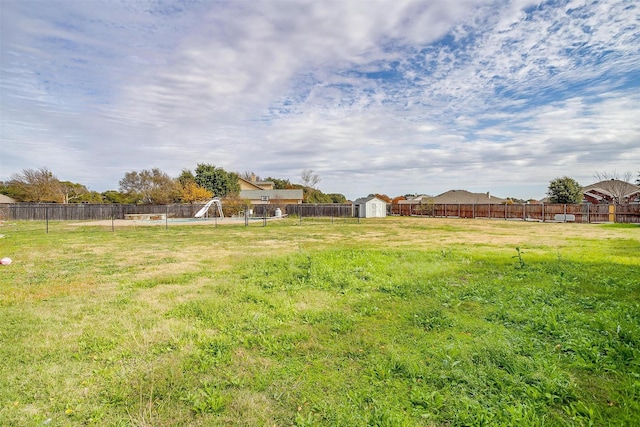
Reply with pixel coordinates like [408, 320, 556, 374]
[487, 191, 490, 199]
[251, 173, 256, 182]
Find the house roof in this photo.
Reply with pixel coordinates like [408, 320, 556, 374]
[238, 177, 267, 190]
[582, 180, 640, 199]
[0, 194, 16, 203]
[354, 196, 387, 204]
[432, 190, 507, 204]
[239, 189, 303, 200]
[398, 194, 433, 204]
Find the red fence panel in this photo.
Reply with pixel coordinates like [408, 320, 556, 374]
[389, 203, 639, 224]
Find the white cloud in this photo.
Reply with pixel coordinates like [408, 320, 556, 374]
[1, 0, 638, 200]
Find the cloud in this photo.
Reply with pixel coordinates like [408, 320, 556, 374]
[1, 0, 638, 200]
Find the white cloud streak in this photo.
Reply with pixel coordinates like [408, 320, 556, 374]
[1, 0, 638, 199]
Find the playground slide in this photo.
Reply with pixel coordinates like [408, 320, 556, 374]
[195, 198, 223, 218]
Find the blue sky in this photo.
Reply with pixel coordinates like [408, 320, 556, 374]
[1, 0, 638, 200]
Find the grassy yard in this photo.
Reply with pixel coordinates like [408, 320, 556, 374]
[0, 218, 638, 426]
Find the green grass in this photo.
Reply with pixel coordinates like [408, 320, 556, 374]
[0, 218, 639, 426]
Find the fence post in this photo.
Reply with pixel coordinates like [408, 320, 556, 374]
[46, 205, 49, 233]
[564, 204, 567, 222]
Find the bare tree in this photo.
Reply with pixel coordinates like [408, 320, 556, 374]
[240, 171, 261, 182]
[119, 168, 180, 204]
[301, 169, 320, 189]
[593, 171, 634, 203]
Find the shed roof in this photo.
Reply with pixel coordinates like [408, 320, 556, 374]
[0, 194, 16, 203]
[354, 196, 386, 204]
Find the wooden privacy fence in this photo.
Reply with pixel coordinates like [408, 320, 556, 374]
[1, 203, 207, 221]
[389, 203, 640, 223]
[2, 202, 639, 223]
[1, 203, 356, 221]
[285, 204, 354, 218]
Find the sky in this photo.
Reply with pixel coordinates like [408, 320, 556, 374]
[1, 0, 639, 201]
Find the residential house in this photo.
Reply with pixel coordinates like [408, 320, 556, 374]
[402, 190, 507, 205]
[397, 194, 433, 206]
[582, 180, 640, 204]
[433, 190, 507, 204]
[238, 174, 303, 205]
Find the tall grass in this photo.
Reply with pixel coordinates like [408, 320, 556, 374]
[1, 218, 638, 426]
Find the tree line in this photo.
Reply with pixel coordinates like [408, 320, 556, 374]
[0, 165, 347, 204]
[2, 166, 637, 205]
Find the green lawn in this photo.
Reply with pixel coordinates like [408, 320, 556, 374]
[1, 218, 639, 426]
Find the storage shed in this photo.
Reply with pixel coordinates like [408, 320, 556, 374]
[354, 196, 387, 218]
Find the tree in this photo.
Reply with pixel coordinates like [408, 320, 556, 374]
[194, 164, 240, 198]
[593, 171, 633, 204]
[301, 169, 320, 189]
[240, 171, 262, 182]
[59, 181, 89, 204]
[7, 167, 62, 202]
[327, 193, 347, 203]
[507, 197, 527, 204]
[306, 189, 332, 203]
[0, 181, 19, 200]
[177, 169, 196, 188]
[265, 177, 293, 189]
[176, 169, 212, 203]
[76, 191, 105, 203]
[636, 171, 640, 186]
[118, 168, 180, 204]
[372, 194, 392, 203]
[180, 181, 213, 204]
[102, 190, 135, 204]
[547, 176, 582, 204]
